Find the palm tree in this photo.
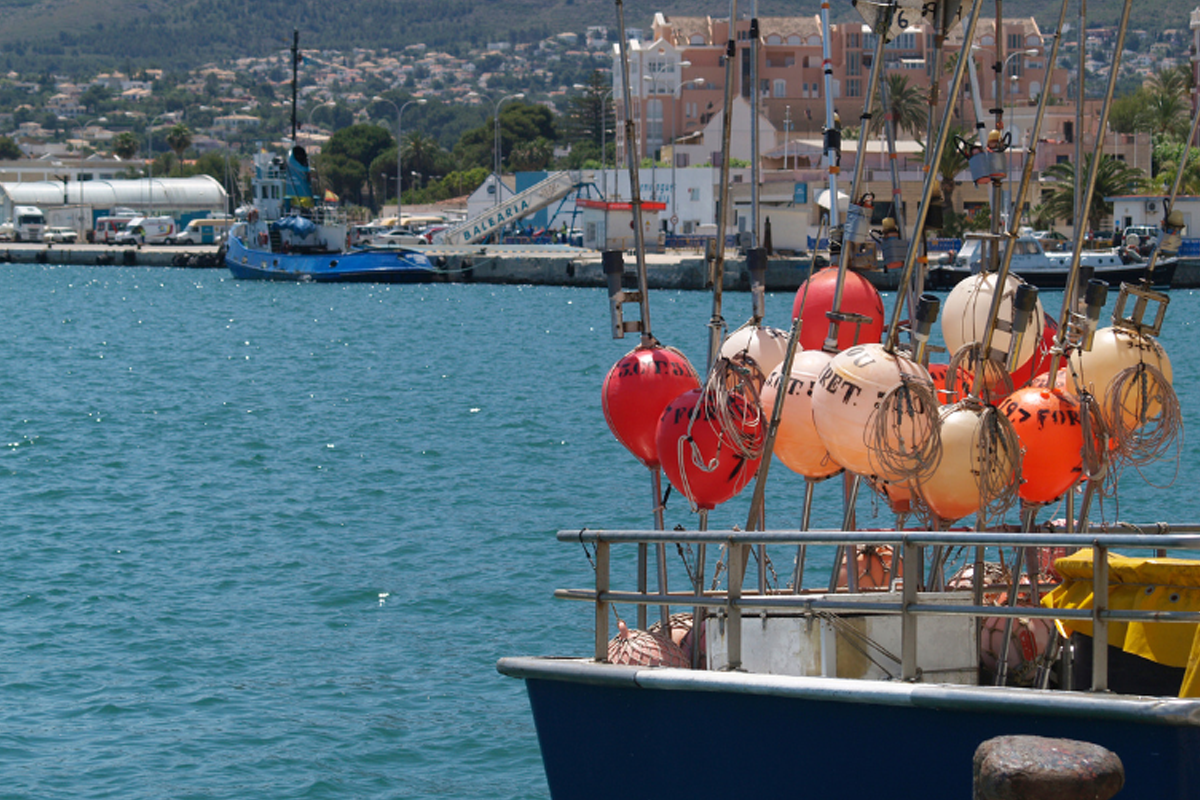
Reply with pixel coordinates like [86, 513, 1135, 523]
[1146, 64, 1193, 102]
[402, 131, 442, 187]
[165, 123, 192, 175]
[920, 125, 971, 212]
[1040, 153, 1147, 232]
[1140, 91, 1191, 140]
[872, 74, 927, 139]
[112, 131, 139, 161]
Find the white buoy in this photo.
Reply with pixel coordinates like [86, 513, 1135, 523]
[942, 273, 1043, 370]
[719, 325, 790, 379]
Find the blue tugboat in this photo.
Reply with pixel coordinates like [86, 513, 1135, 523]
[225, 147, 435, 284]
[225, 31, 435, 284]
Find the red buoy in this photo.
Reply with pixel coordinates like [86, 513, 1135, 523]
[1008, 313, 1058, 392]
[655, 388, 762, 510]
[792, 266, 885, 351]
[999, 387, 1084, 505]
[602, 345, 700, 469]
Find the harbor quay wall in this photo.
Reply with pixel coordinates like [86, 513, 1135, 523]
[5, 243, 1200, 291]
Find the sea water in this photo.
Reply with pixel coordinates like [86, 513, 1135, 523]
[2, 265, 1199, 799]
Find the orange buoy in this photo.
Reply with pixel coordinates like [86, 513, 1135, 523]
[791, 266, 885, 351]
[1000, 387, 1084, 504]
[719, 325, 790, 380]
[926, 361, 972, 405]
[760, 350, 841, 479]
[1069, 327, 1173, 430]
[942, 273, 1043, 370]
[602, 345, 700, 469]
[810, 343, 936, 481]
[836, 545, 901, 590]
[655, 388, 762, 510]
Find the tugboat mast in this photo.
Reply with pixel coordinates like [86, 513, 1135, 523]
[290, 30, 300, 143]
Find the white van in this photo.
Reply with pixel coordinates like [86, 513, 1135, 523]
[95, 215, 136, 244]
[115, 216, 176, 246]
[167, 217, 235, 245]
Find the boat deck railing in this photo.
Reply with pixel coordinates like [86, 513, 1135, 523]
[558, 525, 1200, 693]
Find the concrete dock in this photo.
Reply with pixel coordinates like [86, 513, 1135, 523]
[4, 242, 1199, 291]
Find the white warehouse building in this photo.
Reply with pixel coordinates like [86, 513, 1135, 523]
[0, 176, 229, 232]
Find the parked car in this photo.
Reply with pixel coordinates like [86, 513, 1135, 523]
[368, 227, 423, 246]
[1123, 225, 1160, 256]
[42, 226, 79, 244]
[0, 221, 13, 241]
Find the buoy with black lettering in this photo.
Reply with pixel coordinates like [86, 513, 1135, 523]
[1000, 387, 1084, 505]
[760, 349, 841, 479]
[655, 388, 763, 510]
[810, 343, 938, 482]
[792, 266, 885, 351]
[602, 345, 700, 469]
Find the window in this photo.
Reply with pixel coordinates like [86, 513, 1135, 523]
[847, 52, 861, 76]
[847, 79, 861, 97]
[774, 79, 786, 97]
[847, 32, 860, 49]
[1008, 33, 1022, 51]
[647, 99, 663, 151]
[688, 187, 700, 201]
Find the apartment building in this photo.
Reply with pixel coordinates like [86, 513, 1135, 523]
[614, 12, 1071, 164]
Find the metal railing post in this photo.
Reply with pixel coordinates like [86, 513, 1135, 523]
[595, 540, 610, 662]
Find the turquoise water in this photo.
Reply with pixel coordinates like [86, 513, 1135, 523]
[2, 266, 1198, 799]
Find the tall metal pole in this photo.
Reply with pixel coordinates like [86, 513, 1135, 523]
[614, 0, 654, 348]
[493, 93, 525, 211]
[750, 0, 760, 248]
[1075, 0, 1086, 236]
[706, 0, 739, 370]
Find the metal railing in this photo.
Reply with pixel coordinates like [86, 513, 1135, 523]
[558, 525, 1200, 693]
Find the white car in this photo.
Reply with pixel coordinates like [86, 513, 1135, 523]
[368, 228, 424, 246]
[42, 227, 79, 244]
[0, 222, 13, 241]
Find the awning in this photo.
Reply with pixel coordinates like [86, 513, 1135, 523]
[816, 189, 850, 213]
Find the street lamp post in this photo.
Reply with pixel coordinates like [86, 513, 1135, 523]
[374, 96, 426, 227]
[493, 93, 525, 210]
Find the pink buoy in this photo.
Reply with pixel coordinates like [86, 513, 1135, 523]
[809, 343, 935, 481]
[791, 266, 884, 351]
[602, 345, 700, 469]
[760, 349, 840, 479]
[656, 388, 762, 510]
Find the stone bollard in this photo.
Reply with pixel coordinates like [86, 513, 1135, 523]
[974, 735, 1124, 800]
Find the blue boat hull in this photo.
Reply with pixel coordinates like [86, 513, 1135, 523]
[225, 235, 437, 283]
[499, 658, 1200, 799]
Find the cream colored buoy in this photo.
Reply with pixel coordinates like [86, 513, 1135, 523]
[810, 343, 936, 481]
[1069, 327, 1172, 430]
[719, 325, 790, 380]
[942, 273, 1043, 370]
[918, 404, 1017, 522]
[760, 349, 841, 480]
